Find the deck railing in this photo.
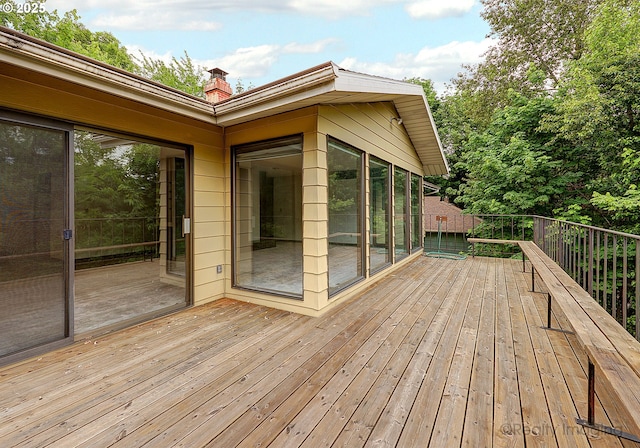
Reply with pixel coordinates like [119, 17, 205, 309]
[532, 217, 639, 340]
[75, 217, 160, 267]
[454, 214, 639, 340]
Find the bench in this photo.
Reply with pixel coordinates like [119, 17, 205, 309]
[467, 237, 522, 259]
[518, 241, 640, 442]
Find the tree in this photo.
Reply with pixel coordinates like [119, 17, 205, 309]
[1, 3, 136, 71]
[452, 0, 599, 125]
[454, 92, 583, 216]
[137, 51, 207, 98]
[1, 0, 206, 95]
[542, 0, 640, 232]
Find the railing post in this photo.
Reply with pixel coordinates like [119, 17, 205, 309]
[636, 242, 640, 341]
[623, 238, 628, 331]
[588, 228, 594, 297]
[613, 235, 618, 322]
[531, 266, 536, 292]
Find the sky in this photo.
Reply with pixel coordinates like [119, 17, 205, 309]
[45, 0, 494, 94]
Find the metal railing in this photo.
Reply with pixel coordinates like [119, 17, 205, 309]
[533, 217, 639, 340]
[75, 217, 160, 267]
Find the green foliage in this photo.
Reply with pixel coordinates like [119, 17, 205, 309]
[435, 0, 640, 236]
[74, 132, 160, 221]
[541, 0, 640, 232]
[449, 0, 599, 124]
[137, 51, 207, 98]
[454, 93, 583, 216]
[235, 78, 255, 94]
[1, 0, 206, 94]
[1, 3, 136, 71]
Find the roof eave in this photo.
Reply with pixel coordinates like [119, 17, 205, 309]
[0, 27, 216, 123]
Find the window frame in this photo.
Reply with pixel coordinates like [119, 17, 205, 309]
[231, 134, 304, 299]
[326, 137, 366, 297]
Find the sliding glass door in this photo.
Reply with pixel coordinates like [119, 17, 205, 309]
[394, 167, 409, 260]
[74, 131, 189, 334]
[0, 115, 71, 361]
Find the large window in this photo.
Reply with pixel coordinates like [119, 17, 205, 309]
[328, 138, 364, 295]
[369, 157, 390, 273]
[411, 173, 422, 252]
[233, 135, 303, 297]
[394, 167, 409, 260]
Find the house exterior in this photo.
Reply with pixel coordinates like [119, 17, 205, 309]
[0, 26, 448, 365]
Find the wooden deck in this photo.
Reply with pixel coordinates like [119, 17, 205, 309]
[0, 256, 635, 447]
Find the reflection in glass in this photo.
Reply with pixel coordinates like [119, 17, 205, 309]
[411, 173, 422, 251]
[0, 120, 68, 358]
[328, 139, 363, 295]
[73, 130, 187, 334]
[394, 167, 409, 259]
[369, 157, 390, 273]
[234, 136, 303, 296]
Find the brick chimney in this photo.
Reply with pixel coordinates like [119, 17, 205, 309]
[204, 68, 233, 103]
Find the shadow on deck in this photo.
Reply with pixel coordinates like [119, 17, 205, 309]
[0, 256, 635, 447]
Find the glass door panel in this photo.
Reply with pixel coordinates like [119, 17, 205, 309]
[167, 157, 186, 276]
[0, 119, 69, 359]
[328, 139, 364, 295]
[74, 131, 187, 334]
[369, 157, 390, 273]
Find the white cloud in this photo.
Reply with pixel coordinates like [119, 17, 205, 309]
[286, 0, 378, 19]
[339, 38, 493, 93]
[282, 39, 339, 54]
[91, 11, 221, 31]
[125, 45, 174, 64]
[199, 45, 281, 79]
[46, 0, 477, 27]
[192, 38, 338, 79]
[406, 0, 476, 19]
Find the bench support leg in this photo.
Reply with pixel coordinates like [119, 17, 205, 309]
[522, 251, 526, 272]
[547, 293, 552, 329]
[576, 360, 640, 443]
[588, 360, 595, 425]
[530, 266, 535, 292]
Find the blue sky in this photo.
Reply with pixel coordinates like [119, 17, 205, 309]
[46, 0, 493, 94]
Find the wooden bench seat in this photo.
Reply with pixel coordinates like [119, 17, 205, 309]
[467, 238, 522, 258]
[518, 241, 640, 442]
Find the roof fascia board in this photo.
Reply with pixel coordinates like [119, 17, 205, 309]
[415, 93, 450, 174]
[0, 29, 216, 123]
[214, 62, 338, 123]
[333, 69, 420, 96]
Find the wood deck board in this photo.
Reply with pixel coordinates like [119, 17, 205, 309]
[0, 256, 636, 447]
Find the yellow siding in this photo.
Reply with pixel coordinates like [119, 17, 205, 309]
[223, 108, 327, 314]
[0, 69, 227, 308]
[318, 103, 424, 174]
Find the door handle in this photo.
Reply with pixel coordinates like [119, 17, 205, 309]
[182, 216, 191, 236]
